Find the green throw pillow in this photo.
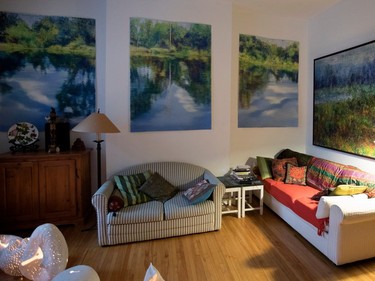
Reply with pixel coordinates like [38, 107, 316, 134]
[114, 171, 152, 207]
[329, 184, 368, 196]
[256, 156, 273, 180]
[139, 172, 178, 202]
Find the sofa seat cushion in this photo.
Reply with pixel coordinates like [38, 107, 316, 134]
[107, 200, 164, 225]
[264, 178, 328, 234]
[164, 192, 214, 220]
[263, 179, 318, 208]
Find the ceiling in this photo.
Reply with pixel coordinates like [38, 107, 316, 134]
[232, 0, 342, 19]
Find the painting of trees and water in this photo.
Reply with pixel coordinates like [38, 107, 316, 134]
[314, 40, 375, 159]
[238, 35, 299, 127]
[130, 17, 211, 132]
[0, 12, 96, 132]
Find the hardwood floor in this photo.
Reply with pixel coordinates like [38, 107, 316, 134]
[2, 206, 375, 281]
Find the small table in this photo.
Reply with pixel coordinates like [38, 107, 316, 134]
[218, 176, 263, 217]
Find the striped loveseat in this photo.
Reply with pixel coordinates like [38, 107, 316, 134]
[92, 162, 225, 246]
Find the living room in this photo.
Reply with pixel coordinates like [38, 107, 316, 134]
[0, 0, 374, 280]
[0, 0, 373, 180]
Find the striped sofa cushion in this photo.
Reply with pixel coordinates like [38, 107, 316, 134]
[306, 157, 344, 190]
[107, 200, 164, 224]
[164, 192, 214, 220]
[336, 166, 375, 188]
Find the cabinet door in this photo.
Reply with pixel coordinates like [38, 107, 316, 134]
[0, 162, 39, 224]
[39, 159, 77, 219]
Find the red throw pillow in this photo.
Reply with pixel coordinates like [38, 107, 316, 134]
[108, 189, 124, 212]
[272, 157, 298, 181]
[285, 164, 307, 185]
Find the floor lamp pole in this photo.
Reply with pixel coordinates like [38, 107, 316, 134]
[94, 139, 104, 189]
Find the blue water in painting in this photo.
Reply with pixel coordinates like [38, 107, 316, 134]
[0, 52, 95, 132]
[238, 75, 298, 127]
[130, 58, 211, 132]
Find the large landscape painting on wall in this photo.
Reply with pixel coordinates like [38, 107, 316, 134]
[314, 40, 375, 159]
[0, 11, 96, 132]
[238, 35, 299, 128]
[130, 17, 211, 132]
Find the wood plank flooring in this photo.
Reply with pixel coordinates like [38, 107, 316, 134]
[2, 206, 375, 281]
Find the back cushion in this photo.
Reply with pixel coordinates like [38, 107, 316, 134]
[306, 157, 344, 190]
[337, 166, 375, 188]
[276, 149, 313, 167]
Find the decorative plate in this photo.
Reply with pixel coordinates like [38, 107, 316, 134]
[8, 122, 39, 146]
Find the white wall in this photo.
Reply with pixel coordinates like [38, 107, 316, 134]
[230, 5, 309, 167]
[307, 0, 375, 173]
[105, 0, 232, 177]
[0, 0, 373, 184]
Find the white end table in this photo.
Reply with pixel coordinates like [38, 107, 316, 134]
[242, 185, 263, 217]
[218, 176, 264, 218]
[221, 186, 242, 218]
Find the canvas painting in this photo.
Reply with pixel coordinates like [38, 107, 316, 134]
[313, 40, 375, 159]
[238, 34, 299, 127]
[130, 17, 211, 132]
[0, 11, 96, 132]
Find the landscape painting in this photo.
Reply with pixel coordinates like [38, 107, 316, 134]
[238, 35, 299, 128]
[313, 40, 375, 159]
[130, 17, 211, 132]
[0, 11, 96, 132]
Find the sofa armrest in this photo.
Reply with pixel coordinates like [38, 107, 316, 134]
[204, 170, 226, 230]
[91, 180, 115, 246]
[331, 199, 375, 224]
[327, 199, 375, 265]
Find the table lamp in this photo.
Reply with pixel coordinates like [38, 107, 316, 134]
[72, 110, 120, 188]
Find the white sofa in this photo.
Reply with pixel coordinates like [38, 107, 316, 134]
[259, 149, 375, 265]
[92, 162, 225, 246]
[264, 191, 375, 265]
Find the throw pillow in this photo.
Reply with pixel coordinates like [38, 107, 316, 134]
[108, 188, 124, 212]
[183, 180, 215, 205]
[114, 171, 152, 207]
[271, 157, 298, 182]
[329, 184, 368, 196]
[285, 164, 307, 185]
[256, 156, 273, 180]
[139, 172, 178, 202]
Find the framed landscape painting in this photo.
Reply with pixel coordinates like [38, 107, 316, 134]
[238, 34, 299, 128]
[313, 40, 375, 159]
[130, 17, 211, 132]
[0, 11, 96, 132]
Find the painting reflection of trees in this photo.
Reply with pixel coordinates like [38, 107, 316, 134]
[130, 17, 211, 132]
[0, 11, 96, 132]
[238, 35, 299, 128]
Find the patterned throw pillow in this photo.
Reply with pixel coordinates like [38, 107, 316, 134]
[285, 164, 307, 185]
[183, 179, 215, 205]
[139, 172, 178, 202]
[306, 157, 343, 190]
[271, 157, 298, 181]
[114, 171, 152, 207]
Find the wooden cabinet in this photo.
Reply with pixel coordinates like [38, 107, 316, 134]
[0, 150, 91, 232]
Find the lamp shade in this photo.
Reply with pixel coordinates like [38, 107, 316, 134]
[72, 112, 120, 134]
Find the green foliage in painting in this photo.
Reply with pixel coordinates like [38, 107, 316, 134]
[0, 12, 95, 58]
